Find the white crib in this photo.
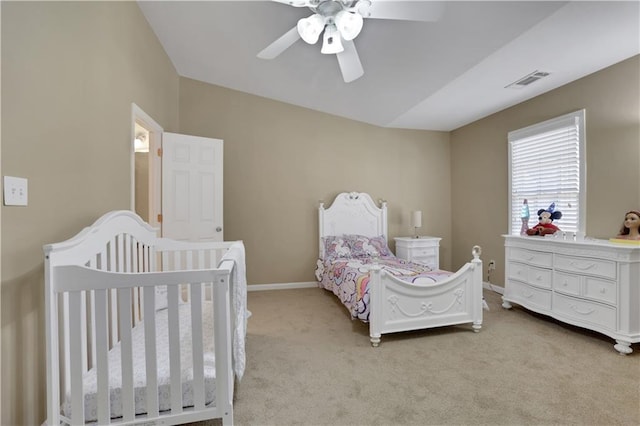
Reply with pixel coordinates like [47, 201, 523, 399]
[43, 210, 247, 425]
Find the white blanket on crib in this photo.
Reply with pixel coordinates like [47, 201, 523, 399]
[221, 241, 249, 381]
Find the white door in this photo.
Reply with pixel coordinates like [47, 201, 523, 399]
[162, 132, 223, 241]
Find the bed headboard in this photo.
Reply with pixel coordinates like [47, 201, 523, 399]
[318, 192, 387, 259]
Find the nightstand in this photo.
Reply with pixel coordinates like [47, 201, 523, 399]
[394, 236, 441, 270]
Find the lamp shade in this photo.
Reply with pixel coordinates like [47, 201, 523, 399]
[411, 211, 422, 228]
[335, 10, 363, 41]
[297, 14, 325, 44]
[321, 24, 344, 54]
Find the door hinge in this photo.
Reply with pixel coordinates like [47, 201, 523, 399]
[157, 214, 163, 223]
[157, 148, 162, 157]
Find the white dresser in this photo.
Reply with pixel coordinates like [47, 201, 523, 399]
[394, 236, 441, 270]
[503, 235, 640, 355]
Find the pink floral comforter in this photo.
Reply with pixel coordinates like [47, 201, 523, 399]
[315, 256, 452, 322]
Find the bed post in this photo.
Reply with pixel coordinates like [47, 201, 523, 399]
[471, 245, 483, 332]
[318, 201, 325, 259]
[379, 199, 387, 241]
[368, 265, 383, 347]
[43, 248, 60, 426]
[213, 270, 234, 426]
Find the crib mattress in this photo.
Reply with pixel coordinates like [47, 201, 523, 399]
[62, 301, 216, 422]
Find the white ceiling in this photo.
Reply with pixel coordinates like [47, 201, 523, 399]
[137, 1, 640, 131]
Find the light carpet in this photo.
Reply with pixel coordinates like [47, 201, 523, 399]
[194, 287, 639, 426]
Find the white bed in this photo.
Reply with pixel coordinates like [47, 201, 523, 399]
[43, 210, 247, 425]
[317, 191, 483, 346]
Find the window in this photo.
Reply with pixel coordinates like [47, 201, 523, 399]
[508, 110, 586, 236]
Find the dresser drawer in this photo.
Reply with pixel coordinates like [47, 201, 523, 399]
[554, 271, 581, 297]
[528, 266, 552, 289]
[584, 277, 616, 305]
[409, 247, 438, 258]
[508, 262, 552, 289]
[553, 293, 616, 331]
[395, 238, 438, 249]
[411, 255, 437, 268]
[554, 254, 616, 280]
[407, 241, 437, 249]
[505, 280, 551, 312]
[509, 248, 552, 268]
[507, 261, 528, 282]
[553, 273, 617, 304]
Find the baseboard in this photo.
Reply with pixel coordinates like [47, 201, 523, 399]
[247, 281, 318, 292]
[483, 281, 504, 294]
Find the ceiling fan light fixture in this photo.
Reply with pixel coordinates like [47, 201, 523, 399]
[355, 0, 372, 18]
[297, 14, 325, 44]
[321, 24, 344, 54]
[335, 10, 363, 40]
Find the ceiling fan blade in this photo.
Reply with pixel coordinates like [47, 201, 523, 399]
[360, 1, 445, 22]
[257, 26, 301, 60]
[336, 40, 364, 83]
[271, 0, 312, 7]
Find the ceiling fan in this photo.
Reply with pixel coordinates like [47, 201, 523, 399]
[257, 0, 444, 83]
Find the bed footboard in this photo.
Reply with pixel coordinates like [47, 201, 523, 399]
[368, 246, 483, 347]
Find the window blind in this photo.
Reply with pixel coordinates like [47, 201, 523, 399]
[508, 110, 586, 236]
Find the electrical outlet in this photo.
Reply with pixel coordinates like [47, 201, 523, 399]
[488, 260, 496, 270]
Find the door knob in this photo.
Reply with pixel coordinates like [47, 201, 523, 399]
[216, 227, 222, 232]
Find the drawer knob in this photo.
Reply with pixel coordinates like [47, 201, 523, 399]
[563, 281, 568, 287]
[600, 288, 606, 294]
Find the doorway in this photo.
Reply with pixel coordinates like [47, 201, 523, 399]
[131, 103, 162, 230]
[130, 104, 224, 241]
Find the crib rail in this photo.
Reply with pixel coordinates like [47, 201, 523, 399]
[46, 262, 235, 425]
[44, 211, 238, 426]
[52, 264, 232, 424]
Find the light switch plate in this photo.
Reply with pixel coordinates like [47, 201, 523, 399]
[3, 176, 28, 206]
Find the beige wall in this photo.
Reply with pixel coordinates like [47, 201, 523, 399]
[0, 3, 3, 420]
[2, 1, 638, 424]
[1, 2, 179, 424]
[1, 3, 452, 423]
[450, 55, 640, 287]
[177, 78, 453, 284]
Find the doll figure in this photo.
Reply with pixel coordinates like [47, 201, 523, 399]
[526, 202, 562, 236]
[616, 210, 640, 240]
[520, 199, 530, 236]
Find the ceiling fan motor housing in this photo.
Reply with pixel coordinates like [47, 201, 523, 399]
[298, 0, 365, 48]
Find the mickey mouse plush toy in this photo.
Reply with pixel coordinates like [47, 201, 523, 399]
[526, 202, 562, 236]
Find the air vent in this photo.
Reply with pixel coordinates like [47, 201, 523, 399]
[505, 71, 550, 89]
